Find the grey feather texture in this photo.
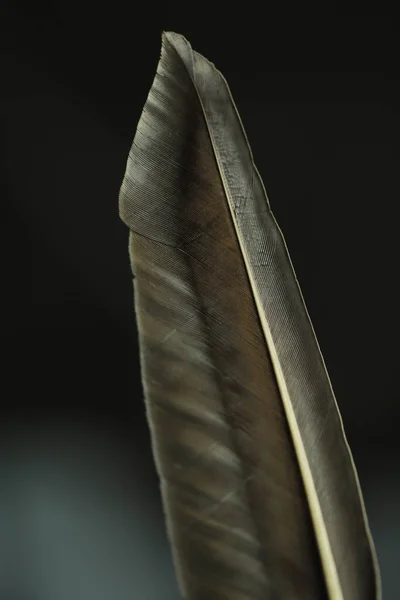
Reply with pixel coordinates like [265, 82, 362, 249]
[119, 32, 381, 600]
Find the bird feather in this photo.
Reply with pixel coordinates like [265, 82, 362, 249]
[119, 31, 381, 600]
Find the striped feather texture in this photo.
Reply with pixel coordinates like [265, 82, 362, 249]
[119, 32, 381, 600]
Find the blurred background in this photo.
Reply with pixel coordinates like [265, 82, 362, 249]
[1, 5, 399, 599]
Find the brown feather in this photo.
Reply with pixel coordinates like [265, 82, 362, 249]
[119, 32, 381, 600]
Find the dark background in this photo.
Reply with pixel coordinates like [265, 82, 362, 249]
[1, 5, 399, 599]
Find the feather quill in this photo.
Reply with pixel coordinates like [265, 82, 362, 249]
[119, 32, 381, 600]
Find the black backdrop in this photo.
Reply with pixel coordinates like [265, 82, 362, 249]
[2, 5, 399, 599]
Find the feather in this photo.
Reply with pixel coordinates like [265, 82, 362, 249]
[119, 32, 381, 600]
